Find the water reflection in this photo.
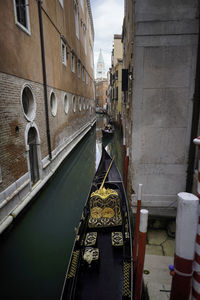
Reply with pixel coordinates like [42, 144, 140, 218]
[95, 114, 123, 174]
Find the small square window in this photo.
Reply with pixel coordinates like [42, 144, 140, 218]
[14, 0, 31, 35]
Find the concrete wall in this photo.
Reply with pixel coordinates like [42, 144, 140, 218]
[131, 0, 199, 215]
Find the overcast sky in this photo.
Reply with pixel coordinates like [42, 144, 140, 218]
[90, 0, 124, 77]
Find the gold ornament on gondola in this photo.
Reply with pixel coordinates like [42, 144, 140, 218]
[88, 157, 122, 228]
[91, 207, 102, 219]
[90, 187, 118, 199]
[101, 207, 115, 218]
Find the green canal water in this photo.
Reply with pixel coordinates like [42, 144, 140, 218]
[0, 115, 123, 300]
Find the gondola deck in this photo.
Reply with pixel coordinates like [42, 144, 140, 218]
[60, 147, 133, 300]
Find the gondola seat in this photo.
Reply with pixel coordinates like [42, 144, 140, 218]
[84, 232, 97, 246]
[88, 188, 122, 228]
[111, 232, 123, 247]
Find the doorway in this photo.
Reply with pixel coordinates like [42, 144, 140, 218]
[28, 127, 39, 184]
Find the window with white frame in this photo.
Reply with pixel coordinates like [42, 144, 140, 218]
[90, 44, 93, 68]
[13, 0, 31, 35]
[59, 0, 64, 8]
[71, 52, 75, 73]
[83, 24, 87, 55]
[74, 1, 79, 39]
[61, 40, 67, 66]
[77, 60, 81, 78]
[80, 0, 84, 11]
[82, 66, 85, 81]
[86, 72, 88, 85]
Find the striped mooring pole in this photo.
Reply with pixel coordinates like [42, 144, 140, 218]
[170, 192, 199, 300]
[193, 136, 200, 198]
[123, 137, 126, 179]
[134, 209, 149, 300]
[124, 147, 129, 191]
[192, 136, 200, 300]
[133, 184, 143, 277]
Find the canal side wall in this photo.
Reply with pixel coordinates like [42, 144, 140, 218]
[0, 115, 96, 234]
[0, 72, 96, 234]
[129, 0, 199, 216]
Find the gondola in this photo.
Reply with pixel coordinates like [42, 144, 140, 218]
[102, 124, 114, 137]
[60, 147, 133, 300]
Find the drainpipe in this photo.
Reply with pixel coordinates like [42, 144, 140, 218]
[37, 0, 52, 160]
[186, 17, 200, 192]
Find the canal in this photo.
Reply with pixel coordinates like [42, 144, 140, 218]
[0, 115, 123, 300]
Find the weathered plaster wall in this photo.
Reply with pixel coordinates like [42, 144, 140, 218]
[131, 0, 199, 214]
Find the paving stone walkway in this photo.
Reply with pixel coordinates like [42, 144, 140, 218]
[143, 220, 175, 299]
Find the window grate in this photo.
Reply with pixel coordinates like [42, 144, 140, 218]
[16, 0, 27, 27]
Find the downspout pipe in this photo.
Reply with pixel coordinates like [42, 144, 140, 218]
[186, 16, 200, 192]
[37, 0, 52, 160]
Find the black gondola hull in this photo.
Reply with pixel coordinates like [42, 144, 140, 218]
[60, 147, 133, 300]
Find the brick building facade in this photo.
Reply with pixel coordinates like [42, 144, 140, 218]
[0, 0, 95, 232]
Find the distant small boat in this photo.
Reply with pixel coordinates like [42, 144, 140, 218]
[96, 107, 106, 114]
[102, 124, 114, 137]
[60, 147, 133, 300]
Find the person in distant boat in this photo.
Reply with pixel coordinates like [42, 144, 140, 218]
[107, 124, 112, 131]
